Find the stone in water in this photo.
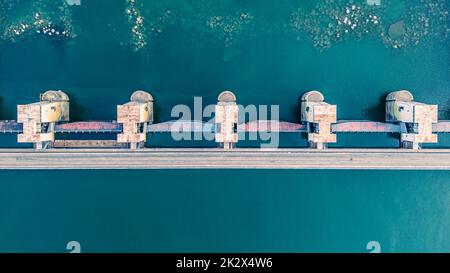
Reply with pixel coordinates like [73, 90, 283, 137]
[388, 20, 406, 40]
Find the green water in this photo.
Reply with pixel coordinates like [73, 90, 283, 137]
[0, 170, 449, 253]
[0, 0, 449, 252]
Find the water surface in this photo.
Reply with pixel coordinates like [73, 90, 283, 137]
[0, 0, 449, 252]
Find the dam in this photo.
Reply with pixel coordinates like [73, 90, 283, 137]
[1, 89, 450, 170]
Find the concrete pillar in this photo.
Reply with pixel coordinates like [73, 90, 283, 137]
[386, 90, 438, 149]
[117, 90, 153, 149]
[215, 91, 238, 150]
[301, 91, 337, 149]
[17, 90, 69, 149]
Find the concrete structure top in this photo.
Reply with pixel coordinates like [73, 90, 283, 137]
[301, 90, 324, 103]
[386, 90, 413, 102]
[130, 90, 153, 103]
[40, 90, 70, 102]
[218, 91, 237, 104]
[215, 91, 238, 149]
[117, 91, 153, 149]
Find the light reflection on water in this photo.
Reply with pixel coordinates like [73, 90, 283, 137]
[1, 0, 449, 53]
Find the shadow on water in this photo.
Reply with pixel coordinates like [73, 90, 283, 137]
[439, 98, 450, 120]
[0, 96, 14, 120]
[0, 96, 5, 119]
[365, 92, 400, 140]
[291, 97, 308, 140]
[291, 99, 302, 123]
[66, 93, 87, 121]
[291, 98, 308, 140]
[153, 101, 163, 124]
[364, 93, 387, 122]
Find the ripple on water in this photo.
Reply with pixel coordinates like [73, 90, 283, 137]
[0, 0, 75, 43]
[1, 0, 449, 54]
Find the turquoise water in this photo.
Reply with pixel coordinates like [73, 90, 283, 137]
[0, 0, 449, 252]
[0, 170, 449, 253]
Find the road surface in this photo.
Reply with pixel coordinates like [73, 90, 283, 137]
[0, 148, 450, 170]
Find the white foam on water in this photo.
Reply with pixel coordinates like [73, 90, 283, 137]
[66, 0, 81, 6]
[366, 0, 381, 6]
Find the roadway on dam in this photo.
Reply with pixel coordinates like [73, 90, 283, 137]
[1, 148, 450, 170]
